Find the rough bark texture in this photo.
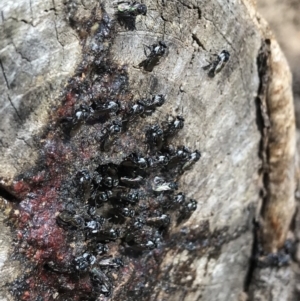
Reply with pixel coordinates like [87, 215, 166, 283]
[0, 1, 297, 301]
[257, 0, 300, 128]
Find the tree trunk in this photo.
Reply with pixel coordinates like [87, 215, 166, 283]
[0, 1, 297, 300]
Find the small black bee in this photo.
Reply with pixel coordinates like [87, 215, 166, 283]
[90, 267, 112, 297]
[133, 229, 163, 250]
[121, 207, 135, 217]
[108, 119, 123, 134]
[142, 240, 156, 250]
[61, 104, 94, 133]
[256, 252, 290, 268]
[146, 41, 167, 57]
[152, 176, 178, 192]
[99, 257, 124, 269]
[146, 214, 170, 227]
[96, 191, 113, 203]
[93, 100, 120, 116]
[120, 175, 144, 187]
[96, 243, 109, 255]
[73, 104, 94, 125]
[156, 154, 169, 165]
[115, 1, 147, 30]
[173, 192, 185, 204]
[108, 187, 138, 201]
[98, 228, 120, 242]
[100, 119, 123, 151]
[180, 199, 197, 218]
[113, 204, 135, 218]
[73, 215, 86, 228]
[137, 94, 166, 115]
[88, 206, 96, 216]
[163, 115, 185, 136]
[91, 171, 103, 187]
[148, 154, 170, 168]
[181, 150, 201, 172]
[118, 191, 140, 204]
[85, 220, 102, 233]
[74, 169, 91, 185]
[132, 217, 145, 230]
[98, 119, 123, 142]
[162, 146, 191, 171]
[85, 215, 106, 235]
[146, 124, 164, 149]
[121, 153, 148, 169]
[140, 41, 167, 71]
[115, 1, 147, 17]
[74, 252, 96, 272]
[102, 176, 119, 188]
[205, 50, 230, 77]
[56, 211, 85, 230]
[128, 103, 145, 118]
[176, 146, 191, 160]
[185, 199, 197, 211]
[150, 94, 165, 107]
[164, 145, 190, 160]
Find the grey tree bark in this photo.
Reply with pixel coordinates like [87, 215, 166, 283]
[0, 0, 298, 301]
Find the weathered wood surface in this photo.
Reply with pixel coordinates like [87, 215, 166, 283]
[257, 0, 300, 128]
[0, 1, 81, 300]
[0, 1, 297, 300]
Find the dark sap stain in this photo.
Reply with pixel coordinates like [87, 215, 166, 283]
[6, 4, 205, 301]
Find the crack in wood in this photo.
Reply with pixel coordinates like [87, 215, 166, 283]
[191, 33, 206, 51]
[0, 184, 19, 202]
[7, 94, 23, 123]
[0, 59, 10, 90]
